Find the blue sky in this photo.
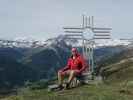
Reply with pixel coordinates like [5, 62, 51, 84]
[0, 0, 133, 40]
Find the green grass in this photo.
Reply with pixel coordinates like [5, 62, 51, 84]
[2, 83, 133, 100]
[2, 48, 133, 100]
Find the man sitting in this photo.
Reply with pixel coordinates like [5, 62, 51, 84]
[57, 48, 87, 90]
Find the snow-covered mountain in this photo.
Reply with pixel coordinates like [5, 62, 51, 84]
[0, 35, 132, 48]
[94, 39, 132, 47]
[0, 37, 47, 48]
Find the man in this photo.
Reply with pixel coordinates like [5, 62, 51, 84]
[57, 48, 87, 90]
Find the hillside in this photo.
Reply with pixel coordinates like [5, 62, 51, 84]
[98, 46, 133, 83]
[2, 83, 133, 100]
[0, 36, 132, 100]
[2, 46, 133, 100]
[0, 45, 129, 93]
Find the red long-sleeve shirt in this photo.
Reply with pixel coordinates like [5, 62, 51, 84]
[62, 54, 87, 74]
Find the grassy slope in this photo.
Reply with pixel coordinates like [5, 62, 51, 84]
[2, 47, 133, 100]
[101, 58, 133, 83]
[2, 84, 133, 100]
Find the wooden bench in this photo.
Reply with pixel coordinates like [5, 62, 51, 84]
[70, 72, 93, 88]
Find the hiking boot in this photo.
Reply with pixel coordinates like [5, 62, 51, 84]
[64, 82, 70, 89]
[56, 84, 64, 91]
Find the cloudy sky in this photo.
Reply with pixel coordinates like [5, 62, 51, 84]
[0, 0, 133, 40]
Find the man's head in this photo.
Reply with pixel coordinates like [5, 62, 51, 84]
[71, 48, 78, 56]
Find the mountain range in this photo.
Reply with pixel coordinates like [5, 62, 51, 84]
[0, 35, 132, 91]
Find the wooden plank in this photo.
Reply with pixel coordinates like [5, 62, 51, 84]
[48, 84, 59, 91]
[64, 37, 83, 40]
[63, 27, 83, 30]
[93, 38, 111, 39]
[120, 38, 133, 41]
[92, 27, 112, 30]
[65, 34, 83, 36]
[94, 34, 110, 36]
[64, 31, 83, 33]
[93, 31, 110, 33]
